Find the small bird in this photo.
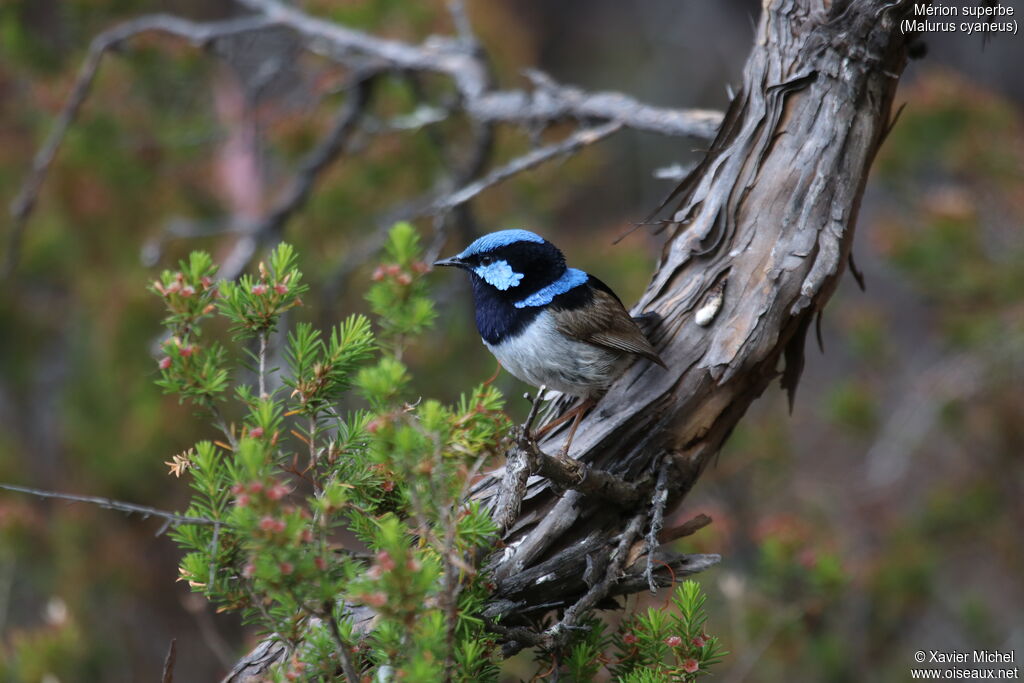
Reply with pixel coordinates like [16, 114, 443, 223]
[434, 229, 666, 452]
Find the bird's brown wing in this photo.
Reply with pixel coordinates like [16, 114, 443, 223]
[552, 286, 667, 368]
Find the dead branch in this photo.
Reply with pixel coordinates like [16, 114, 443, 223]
[0, 482, 217, 528]
[234, 0, 722, 138]
[432, 121, 622, 212]
[4, 14, 277, 279]
[6, 0, 721, 279]
[218, 73, 376, 280]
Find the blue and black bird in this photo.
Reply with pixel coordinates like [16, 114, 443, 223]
[435, 229, 666, 450]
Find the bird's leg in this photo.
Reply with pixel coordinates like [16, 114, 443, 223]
[533, 398, 596, 456]
[559, 401, 592, 458]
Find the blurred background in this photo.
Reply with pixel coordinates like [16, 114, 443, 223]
[1, 1, 1022, 681]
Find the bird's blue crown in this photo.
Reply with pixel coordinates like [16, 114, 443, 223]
[456, 229, 546, 258]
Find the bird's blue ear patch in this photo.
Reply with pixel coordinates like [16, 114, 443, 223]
[515, 268, 588, 308]
[459, 229, 545, 257]
[474, 259, 524, 290]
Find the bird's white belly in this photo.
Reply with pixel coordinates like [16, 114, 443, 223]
[484, 310, 627, 398]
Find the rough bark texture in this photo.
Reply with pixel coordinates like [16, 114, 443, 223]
[477, 0, 918, 641]
[226, 0, 920, 677]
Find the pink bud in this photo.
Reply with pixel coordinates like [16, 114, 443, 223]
[665, 635, 683, 648]
[180, 345, 194, 357]
[235, 494, 250, 508]
[249, 427, 264, 438]
[230, 483, 244, 495]
[692, 634, 707, 648]
[251, 283, 268, 295]
[683, 659, 699, 674]
[623, 633, 638, 645]
[242, 563, 256, 578]
[376, 551, 396, 572]
[279, 562, 293, 575]
[274, 283, 288, 295]
[396, 273, 412, 286]
[158, 357, 172, 370]
[371, 266, 386, 282]
[314, 557, 327, 571]
[381, 480, 395, 493]
[363, 592, 387, 607]
[201, 276, 213, 289]
[259, 516, 278, 531]
[248, 481, 264, 494]
[385, 264, 401, 276]
[180, 285, 195, 298]
[267, 484, 289, 501]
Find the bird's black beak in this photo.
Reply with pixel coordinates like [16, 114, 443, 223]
[433, 256, 464, 269]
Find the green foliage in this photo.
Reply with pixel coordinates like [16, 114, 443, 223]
[152, 227, 510, 680]
[608, 581, 727, 682]
[366, 221, 437, 350]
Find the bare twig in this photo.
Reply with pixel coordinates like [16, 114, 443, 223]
[161, 638, 177, 683]
[446, 0, 478, 50]
[326, 608, 360, 683]
[657, 513, 712, 544]
[219, 75, 375, 280]
[4, 14, 275, 278]
[433, 121, 623, 212]
[0, 482, 217, 527]
[258, 332, 268, 398]
[234, 0, 721, 137]
[207, 522, 222, 592]
[526, 437, 650, 507]
[545, 512, 647, 646]
[645, 456, 671, 593]
[493, 389, 545, 534]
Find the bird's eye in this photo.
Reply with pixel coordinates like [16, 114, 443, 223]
[479, 256, 493, 266]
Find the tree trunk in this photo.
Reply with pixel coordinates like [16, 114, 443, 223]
[477, 0, 919, 644]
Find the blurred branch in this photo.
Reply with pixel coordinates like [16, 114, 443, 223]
[4, 14, 276, 279]
[432, 121, 623, 212]
[219, 74, 375, 281]
[7, 0, 722, 280]
[0, 482, 217, 528]
[233, 0, 722, 137]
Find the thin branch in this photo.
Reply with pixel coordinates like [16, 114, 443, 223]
[494, 389, 545, 534]
[207, 522, 222, 592]
[545, 512, 647, 646]
[432, 121, 623, 212]
[658, 513, 712, 544]
[447, 0, 479, 50]
[326, 608, 360, 683]
[258, 332, 268, 398]
[4, 14, 275, 278]
[0, 483, 217, 527]
[219, 75, 375, 280]
[238, 0, 722, 135]
[161, 638, 177, 683]
[525, 436, 650, 507]
[645, 456, 671, 593]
